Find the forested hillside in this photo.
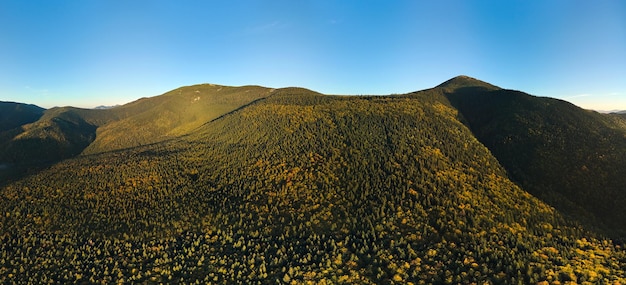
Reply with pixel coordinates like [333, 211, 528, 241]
[0, 84, 271, 181]
[444, 79, 626, 238]
[0, 107, 97, 166]
[0, 102, 86, 181]
[0, 102, 44, 132]
[82, 84, 272, 154]
[1, 81, 625, 284]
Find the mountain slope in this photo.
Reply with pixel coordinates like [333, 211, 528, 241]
[82, 84, 273, 154]
[0, 106, 99, 182]
[0, 102, 45, 132]
[0, 102, 47, 178]
[444, 82, 626, 238]
[611, 111, 626, 121]
[0, 85, 273, 181]
[0, 107, 97, 164]
[1, 86, 624, 283]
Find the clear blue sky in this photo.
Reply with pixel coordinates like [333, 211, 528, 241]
[1, 1, 625, 111]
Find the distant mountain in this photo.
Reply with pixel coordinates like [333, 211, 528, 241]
[0, 102, 46, 177]
[0, 106, 97, 164]
[93, 105, 120, 110]
[598, 110, 626, 114]
[0, 101, 44, 132]
[610, 110, 626, 120]
[1, 77, 625, 283]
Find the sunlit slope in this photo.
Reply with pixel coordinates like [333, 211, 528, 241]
[0, 85, 273, 180]
[2, 89, 624, 283]
[444, 80, 626, 238]
[83, 84, 273, 154]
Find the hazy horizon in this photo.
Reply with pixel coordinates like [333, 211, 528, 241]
[4, 80, 626, 114]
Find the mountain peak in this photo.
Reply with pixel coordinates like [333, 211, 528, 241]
[436, 75, 500, 90]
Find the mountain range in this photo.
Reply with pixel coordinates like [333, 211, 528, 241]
[1, 76, 625, 283]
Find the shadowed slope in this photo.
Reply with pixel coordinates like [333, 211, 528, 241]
[0, 102, 47, 180]
[444, 82, 626, 238]
[0, 107, 97, 182]
[0, 102, 45, 132]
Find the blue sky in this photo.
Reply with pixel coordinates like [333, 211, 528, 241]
[1, 1, 625, 111]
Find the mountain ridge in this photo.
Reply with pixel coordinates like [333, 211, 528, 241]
[5, 76, 625, 237]
[1, 76, 626, 283]
[0, 101, 45, 132]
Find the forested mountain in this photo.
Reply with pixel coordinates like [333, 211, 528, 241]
[0, 106, 97, 168]
[82, 84, 272, 154]
[1, 77, 625, 283]
[0, 84, 271, 180]
[0, 102, 44, 132]
[0, 102, 46, 163]
[443, 79, 626, 238]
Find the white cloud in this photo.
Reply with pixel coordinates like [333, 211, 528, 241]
[565, 93, 592, 99]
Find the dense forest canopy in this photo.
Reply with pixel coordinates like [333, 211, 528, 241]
[1, 76, 625, 283]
